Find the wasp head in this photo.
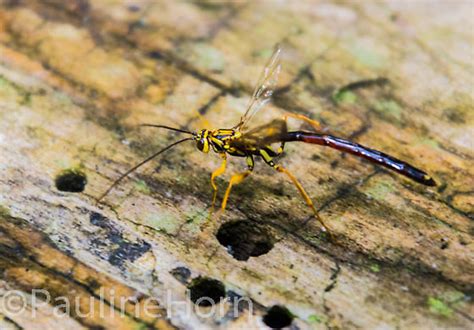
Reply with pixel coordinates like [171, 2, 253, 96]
[195, 129, 210, 153]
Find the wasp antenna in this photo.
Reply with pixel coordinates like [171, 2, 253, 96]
[139, 124, 194, 135]
[97, 137, 194, 202]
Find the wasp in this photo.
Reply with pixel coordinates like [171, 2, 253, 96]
[98, 45, 436, 237]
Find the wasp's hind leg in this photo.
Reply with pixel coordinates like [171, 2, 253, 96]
[221, 156, 254, 211]
[283, 113, 323, 132]
[274, 164, 332, 239]
[259, 148, 332, 238]
[276, 141, 286, 156]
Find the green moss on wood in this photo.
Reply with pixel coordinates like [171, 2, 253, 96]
[333, 90, 358, 104]
[372, 99, 402, 122]
[427, 297, 453, 318]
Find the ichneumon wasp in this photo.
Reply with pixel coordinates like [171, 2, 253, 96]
[98, 45, 436, 237]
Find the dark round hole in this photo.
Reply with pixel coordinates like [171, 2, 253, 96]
[263, 305, 294, 329]
[216, 221, 274, 261]
[188, 277, 225, 307]
[55, 169, 87, 192]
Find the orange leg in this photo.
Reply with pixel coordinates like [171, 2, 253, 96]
[221, 170, 252, 211]
[221, 156, 254, 211]
[275, 164, 332, 238]
[210, 153, 227, 209]
[271, 114, 322, 157]
[283, 112, 323, 132]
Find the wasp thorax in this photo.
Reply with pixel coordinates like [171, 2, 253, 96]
[196, 129, 210, 153]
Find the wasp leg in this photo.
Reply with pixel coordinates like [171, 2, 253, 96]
[258, 149, 331, 235]
[221, 156, 254, 211]
[276, 141, 285, 156]
[274, 164, 332, 238]
[210, 153, 227, 208]
[283, 113, 322, 131]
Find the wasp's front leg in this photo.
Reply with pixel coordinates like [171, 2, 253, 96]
[221, 155, 254, 211]
[210, 153, 227, 209]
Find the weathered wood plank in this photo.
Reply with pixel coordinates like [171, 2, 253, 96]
[0, 1, 472, 329]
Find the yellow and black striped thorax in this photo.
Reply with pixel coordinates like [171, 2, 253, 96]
[195, 129, 246, 156]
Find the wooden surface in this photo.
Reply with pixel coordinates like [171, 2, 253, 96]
[0, 1, 473, 329]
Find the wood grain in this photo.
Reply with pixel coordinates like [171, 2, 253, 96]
[0, 1, 472, 329]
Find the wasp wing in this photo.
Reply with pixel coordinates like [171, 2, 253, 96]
[234, 118, 288, 149]
[234, 44, 282, 132]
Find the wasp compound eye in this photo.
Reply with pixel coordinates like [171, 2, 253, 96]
[197, 139, 205, 151]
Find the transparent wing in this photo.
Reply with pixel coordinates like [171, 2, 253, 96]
[234, 44, 282, 132]
[238, 118, 288, 147]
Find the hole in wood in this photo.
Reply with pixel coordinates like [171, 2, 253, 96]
[216, 220, 274, 261]
[188, 277, 225, 307]
[55, 168, 87, 192]
[263, 305, 294, 329]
